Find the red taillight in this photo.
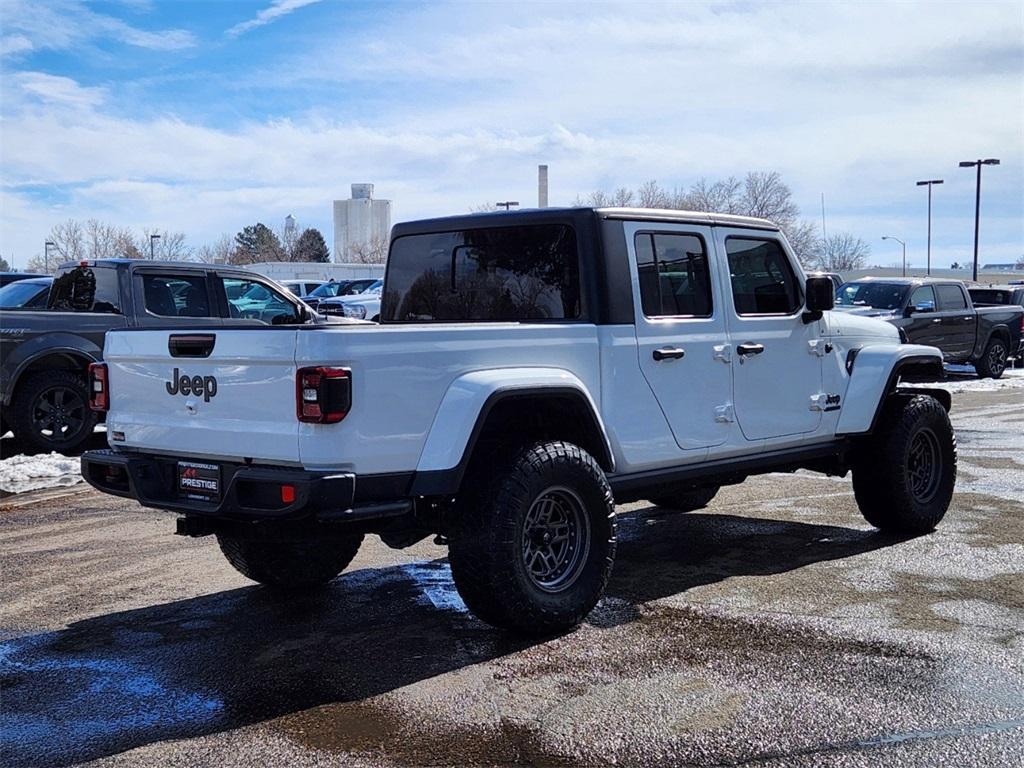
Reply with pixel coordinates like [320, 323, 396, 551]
[280, 484, 296, 504]
[89, 362, 109, 412]
[296, 367, 351, 424]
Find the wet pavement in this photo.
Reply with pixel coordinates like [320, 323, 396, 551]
[1, 387, 1021, 767]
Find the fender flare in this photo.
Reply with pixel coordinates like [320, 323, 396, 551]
[835, 344, 945, 435]
[410, 368, 612, 496]
[1, 334, 101, 406]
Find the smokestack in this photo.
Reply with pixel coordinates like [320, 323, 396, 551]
[538, 164, 549, 208]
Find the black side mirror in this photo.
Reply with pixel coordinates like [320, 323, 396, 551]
[803, 276, 834, 323]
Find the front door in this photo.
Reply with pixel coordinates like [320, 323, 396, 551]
[626, 222, 734, 450]
[719, 233, 823, 441]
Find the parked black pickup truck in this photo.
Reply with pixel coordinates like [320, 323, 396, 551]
[0, 259, 320, 454]
[834, 277, 1023, 379]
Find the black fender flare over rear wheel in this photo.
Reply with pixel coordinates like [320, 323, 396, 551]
[448, 440, 616, 634]
[852, 394, 956, 535]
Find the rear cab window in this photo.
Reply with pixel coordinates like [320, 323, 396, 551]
[382, 224, 581, 322]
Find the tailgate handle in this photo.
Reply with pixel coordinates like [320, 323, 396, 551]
[169, 334, 216, 358]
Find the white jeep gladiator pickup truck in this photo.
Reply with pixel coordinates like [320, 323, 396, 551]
[82, 208, 956, 633]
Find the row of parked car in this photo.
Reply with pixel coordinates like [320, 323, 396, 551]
[0, 260, 1022, 459]
[0, 262, 382, 456]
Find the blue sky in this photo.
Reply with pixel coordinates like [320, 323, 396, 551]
[1, 0, 1022, 268]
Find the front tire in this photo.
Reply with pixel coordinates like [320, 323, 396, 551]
[852, 395, 956, 535]
[448, 441, 616, 634]
[217, 533, 363, 588]
[10, 370, 97, 455]
[648, 485, 719, 512]
[974, 338, 1008, 379]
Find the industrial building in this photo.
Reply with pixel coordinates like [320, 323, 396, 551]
[333, 183, 391, 262]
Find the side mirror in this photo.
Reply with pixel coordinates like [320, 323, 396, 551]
[803, 276, 834, 323]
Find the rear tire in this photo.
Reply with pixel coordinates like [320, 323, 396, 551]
[648, 485, 719, 512]
[448, 441, 616, 634]
[217, 533, 363, 588]
[852, 395, 956, 535]
[10, 369, 97, 455]
[974, 338, 1008, 379]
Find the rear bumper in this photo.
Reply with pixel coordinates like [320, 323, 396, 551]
[81, 449, 408, 522]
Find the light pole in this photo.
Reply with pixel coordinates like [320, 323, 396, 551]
[958, 158, 1000, 282]
[44, 241, 55, 273]
[882, 236, 906, 277]
[915, 179, 943, 276]
[495, 201, 519, 211]
[149, 233, 160, 260]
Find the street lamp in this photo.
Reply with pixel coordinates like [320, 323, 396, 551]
[915, 179, 943, 276]
[958, 158, 1000, 282]
[882, 236, 906, 277]
[495, 201, 519, 211]
[149, 233, 161, 260]
[44, 241, 55, 273]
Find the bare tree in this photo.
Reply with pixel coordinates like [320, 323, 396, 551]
[817, 232, 870, 272]
[471, 202, 500, 212]
[46, 219, 86, 264]
[24, 254, 56, 274]
[1015, 254, 1024, 270]
[637, 180, 670, 208]
[139, 228, 191, 260]
[345, 237, 388, 264]
[683, 176, 742, 213]
[195, 234, 234, 264]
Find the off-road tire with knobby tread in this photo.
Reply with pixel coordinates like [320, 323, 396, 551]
[216, 533, 363, 588]
[10, 369, 97, 455]
[852, 394, 956, 535]
[448, 441, 616, 634]
[648, 485, 720, 512]
[974, 337, 1008, 379]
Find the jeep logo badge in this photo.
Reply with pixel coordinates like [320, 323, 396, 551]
[166, 368, 218, 402]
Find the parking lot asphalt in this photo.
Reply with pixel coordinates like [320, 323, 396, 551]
[1, 386, 1022, 767]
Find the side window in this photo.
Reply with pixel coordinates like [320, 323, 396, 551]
[383, 224, 580, 322]
[908, 285, 935, 311]
[726, 238, 801, 316]
[48, 266, 121, 313]
[634, 232, 713, 317]
[142, 274, 212, 318]
[936, 284, 967, 311]
[219, 277, 302, 324]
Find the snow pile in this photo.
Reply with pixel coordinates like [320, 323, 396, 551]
[0, 453, 82, 495]
[908, 368, 1024, 394]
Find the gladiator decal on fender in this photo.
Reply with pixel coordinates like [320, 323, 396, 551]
[165, 368, 218, 402]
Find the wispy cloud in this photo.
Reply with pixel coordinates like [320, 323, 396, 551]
[0, 0, 194, 54]
[226, 0, 322, 38]
[14, 71, 106, 107]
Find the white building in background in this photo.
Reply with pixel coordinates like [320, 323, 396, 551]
[333, 183, 391, 262]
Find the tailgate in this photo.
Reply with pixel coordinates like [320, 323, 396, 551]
[105, 329, 301, 464]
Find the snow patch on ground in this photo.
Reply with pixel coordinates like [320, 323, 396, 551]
[0, 453, 82, 495]
[904, 367, 1024, 394]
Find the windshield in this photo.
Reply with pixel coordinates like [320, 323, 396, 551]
[309, 282, 346, 298]
[835, 282, 908, 310]
[0, 280, 49, 308]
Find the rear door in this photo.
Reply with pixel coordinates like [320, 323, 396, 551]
[935, 283, 975, 359]
[626, 222, 734, 450]
[105, 329, 301, 463]
[719, 232, 823, 441]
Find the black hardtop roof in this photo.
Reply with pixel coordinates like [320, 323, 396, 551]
[390, 206, 778, 240]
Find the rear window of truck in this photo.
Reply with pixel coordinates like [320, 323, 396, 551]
[48, 265, 120, 313]
[382, 224, 581, 322]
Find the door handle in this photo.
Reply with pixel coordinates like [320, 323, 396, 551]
[736, 343, 765, 356]
[932, 318, 941, 324]
[653, 347, 685, 361]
